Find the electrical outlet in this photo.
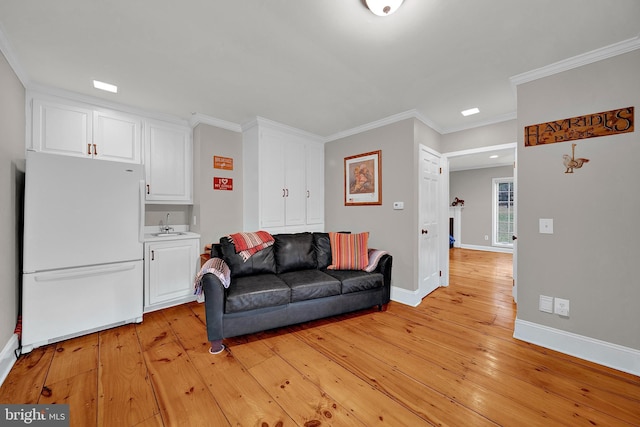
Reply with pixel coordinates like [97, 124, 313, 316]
[484, 235, 489, 241]
[554, 298, 570, 317]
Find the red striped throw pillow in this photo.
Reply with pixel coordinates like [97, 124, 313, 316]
[327, 232, 369, 270]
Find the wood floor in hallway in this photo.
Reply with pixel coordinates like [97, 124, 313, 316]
[1, 248, 639, 426]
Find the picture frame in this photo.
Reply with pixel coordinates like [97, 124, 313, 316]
[344, 150, 382, 206]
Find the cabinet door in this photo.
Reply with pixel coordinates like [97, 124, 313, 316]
[93, 110, 142, 163]
[32, 98, 92, 158]
[305, 142, 324, 225]
[284, 139, 306, 226]
[146, 239, 199, 309]
[259, 133, 286, 228]
[145, 121, 193, 203]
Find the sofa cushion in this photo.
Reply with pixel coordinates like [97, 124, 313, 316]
[278, 270, 341, 302]
[220, 237, 276, 278]
[327, 232, 369, 270]
[225, 274, 290, 313]
[313, 233, 332, 270]
[324, 270, 383, 294]
[274, 233, 317, 274]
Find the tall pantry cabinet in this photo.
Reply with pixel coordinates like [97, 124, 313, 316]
[243, 118, 324, 234]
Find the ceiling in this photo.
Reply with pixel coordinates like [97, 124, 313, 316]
[0, 1, 639, 138]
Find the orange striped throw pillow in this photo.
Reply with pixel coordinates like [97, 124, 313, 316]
[327, 232, 369, 270]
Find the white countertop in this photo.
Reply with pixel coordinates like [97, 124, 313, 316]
[143, 225, 200, 242]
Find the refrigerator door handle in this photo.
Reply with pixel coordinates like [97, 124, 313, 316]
[139, 180, 146, 243]
[34, 263, 136, 282]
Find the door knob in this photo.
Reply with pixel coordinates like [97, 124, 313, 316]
[421, 229, 428, 234]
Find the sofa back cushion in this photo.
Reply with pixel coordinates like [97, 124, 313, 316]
[313, 232, 332, 270]
[219, 237, 276, 278]
[274, 232, 317, 274]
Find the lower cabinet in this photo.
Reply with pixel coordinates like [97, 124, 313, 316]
[144, 238, 200, 313]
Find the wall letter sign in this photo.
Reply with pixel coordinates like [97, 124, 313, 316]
[525, 106, 634, 147]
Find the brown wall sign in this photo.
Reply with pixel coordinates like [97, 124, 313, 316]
[525, 106, 634, 147]
[214, 156, 234, 170]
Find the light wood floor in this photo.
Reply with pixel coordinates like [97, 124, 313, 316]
[1, 249, 639, 426]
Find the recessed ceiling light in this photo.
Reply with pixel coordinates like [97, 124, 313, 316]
[93, 80, 118, 93]
[461, 107, 480, 117]
[489, 155, 499, 159]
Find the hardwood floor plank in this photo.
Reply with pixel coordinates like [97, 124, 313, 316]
[165, 304, 298, 426]
[46, 334, 98, 384]
[97, 325, 159, 427]
[293, 323, 499, 426]
[0, 345, 55, 404]
[259, 331, 436, 426]
[141, 338, 229, 426]
[39, 369, 97, 427]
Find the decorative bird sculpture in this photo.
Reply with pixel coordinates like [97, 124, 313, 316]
[563, 144, 589, 173]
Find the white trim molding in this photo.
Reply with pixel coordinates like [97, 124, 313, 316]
[390, 286, 423, 307]
[514, 319, 640, 376]
[189, 113, 242, 133]
[0, 334, 19, 388]
[459, 244, 513, 254]
[510, 35, 640, 87]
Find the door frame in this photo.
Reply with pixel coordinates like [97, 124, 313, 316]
[439, 142, 517, 295]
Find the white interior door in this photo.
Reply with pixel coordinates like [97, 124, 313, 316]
[419, 145, 441, 298]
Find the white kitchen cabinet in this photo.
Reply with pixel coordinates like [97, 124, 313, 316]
[31, 97, 142, 164]
[144, 237, 200, 313]
[243, 118, 324, 233]
[144, 120, 193, 204]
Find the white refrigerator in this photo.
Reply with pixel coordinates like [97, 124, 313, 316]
[22, 151, 145, 352]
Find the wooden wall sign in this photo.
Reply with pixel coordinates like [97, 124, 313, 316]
[525, 106, 634, 147]
[214, 156, 233, 170]
[213, 177, 233, 191]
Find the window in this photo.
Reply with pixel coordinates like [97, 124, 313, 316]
[492, 177, 514, 247]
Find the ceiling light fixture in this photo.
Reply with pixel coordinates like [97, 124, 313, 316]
[489, 155, 499, 159]
[365, 0, 404, 16]
[461, 107, 480, 117]
[93, 80, 118, 93]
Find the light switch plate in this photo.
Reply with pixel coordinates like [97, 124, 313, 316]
[539, 295, 554, 313]
[539, 218, 554, 234]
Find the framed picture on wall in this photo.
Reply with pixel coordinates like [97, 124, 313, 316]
[344, 150, 382, 206]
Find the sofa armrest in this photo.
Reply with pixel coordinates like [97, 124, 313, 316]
[375, 254, 393, 303]
[202, 273, 226, 342]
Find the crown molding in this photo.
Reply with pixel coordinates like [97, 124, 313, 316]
[440, 111, 517, 135]
[189, 112, 242, 132]
[242, 116, 324, 142]
[510, 35, 640, 87]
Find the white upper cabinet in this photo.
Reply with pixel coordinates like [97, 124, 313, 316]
[144, 120, 193, 204]
[243, 118, 324, 233]
[31, 97, 142, 164]
[93, 109, 142, 163]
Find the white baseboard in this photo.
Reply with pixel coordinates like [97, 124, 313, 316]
[460, 244, 513, 254]
[514, 319, 640, 376]
[390, 286, 422, 307]
[0, 334, 19, 388]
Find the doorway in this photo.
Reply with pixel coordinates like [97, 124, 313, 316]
[441, 143, 517, 302]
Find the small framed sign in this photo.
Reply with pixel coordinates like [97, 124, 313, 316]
[213, 177, 233, 191]
[214, 156, 234, 170]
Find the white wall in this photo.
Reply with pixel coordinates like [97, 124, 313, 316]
[0, 50, 25, 377]
[515, 50, 640, 361]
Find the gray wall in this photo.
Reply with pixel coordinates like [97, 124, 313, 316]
[517, 50, 640, 350]
[325, 118, 440, 292]
[441, 119, 517, 152]
[450, 165, 513, 247]
[0, 51, 25, 349]
[192, 123, 244, 247]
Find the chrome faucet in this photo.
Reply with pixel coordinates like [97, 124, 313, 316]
[162, 213, 173, 233]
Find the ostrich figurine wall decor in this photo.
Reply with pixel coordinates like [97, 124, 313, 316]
[563, 143, 589, 173]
